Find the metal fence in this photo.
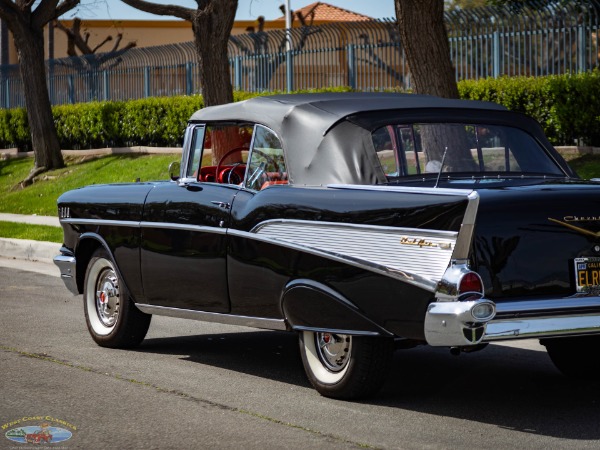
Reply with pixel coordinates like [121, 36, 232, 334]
[0, 0, 599, 108]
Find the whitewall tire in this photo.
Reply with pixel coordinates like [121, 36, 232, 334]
[83, 248, 151, 348]
[299, 330, 393, 399]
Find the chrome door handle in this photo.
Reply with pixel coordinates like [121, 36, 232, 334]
[211, 201, 231, 210]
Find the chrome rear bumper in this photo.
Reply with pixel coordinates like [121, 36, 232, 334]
[485, 296, 600, 341]
[425, 296, 600, 347]
[484, 315, 600, 341]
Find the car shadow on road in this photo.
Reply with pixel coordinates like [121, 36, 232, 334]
[140, 331, 600, 440]
[140, 330, 309, 387]
[377, 343, 600, 440]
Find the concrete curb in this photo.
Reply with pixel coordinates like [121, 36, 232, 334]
[0, 237, 60, 264]
[1, 146, 182, 159]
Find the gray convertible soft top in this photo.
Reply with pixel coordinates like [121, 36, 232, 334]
[189, 93, 509, 186]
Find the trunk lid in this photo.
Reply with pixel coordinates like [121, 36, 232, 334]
[472, 181, 600, 300]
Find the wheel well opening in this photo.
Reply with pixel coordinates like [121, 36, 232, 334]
[75, 239, 103, 293]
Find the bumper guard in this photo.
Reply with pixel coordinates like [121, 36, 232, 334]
[53, 254, 78, 295]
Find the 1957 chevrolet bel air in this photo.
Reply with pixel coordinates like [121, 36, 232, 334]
[55, 92, 600, 399]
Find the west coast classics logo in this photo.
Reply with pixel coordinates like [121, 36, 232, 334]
[3, 416, 77, 445]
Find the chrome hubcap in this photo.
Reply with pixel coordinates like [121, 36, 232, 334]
[315, 332, 352, 372]
[95, 268, 120, 327]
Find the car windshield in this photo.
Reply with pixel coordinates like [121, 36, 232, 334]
[372, 123, 565, 181]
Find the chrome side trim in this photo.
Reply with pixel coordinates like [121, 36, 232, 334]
[451, 191, 480, 262]
[328, 184, 474, 197]
[53, 254, 79, 295]
[293, 326, 381, 337]
[230, 228, 437, 291]
[251, 219, 458, 239]
[135, 304, 287, 331]
[61, 218, 140, 227]
[248, 220, 457, 289]
[484, 315, 600, 341]
[140, 221, 227, 235]
[60, 218, 227, 235]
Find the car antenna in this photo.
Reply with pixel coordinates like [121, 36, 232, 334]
[434, 146, 449, 189]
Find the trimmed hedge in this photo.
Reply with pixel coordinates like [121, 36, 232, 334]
[52, 96, 205, 149]
[1, 74, 599, 150]
[458, 70, 600, 146]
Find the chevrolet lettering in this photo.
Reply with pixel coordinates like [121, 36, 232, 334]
[54, 93, 600, 399]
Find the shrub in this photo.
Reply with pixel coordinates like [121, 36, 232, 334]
[458, 70, 600, 145]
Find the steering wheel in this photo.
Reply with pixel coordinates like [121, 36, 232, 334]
[215, 147, 249, 183]
[246, 149, 281, 190]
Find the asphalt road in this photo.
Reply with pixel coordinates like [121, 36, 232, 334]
[1, 258, 600, 449]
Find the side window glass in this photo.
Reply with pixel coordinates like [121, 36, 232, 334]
[476, 126, 520, 171]
[245, 126, 287, 190]
[185, 125, 205, 178]
[196, 124, 253, 184]
[373, 125, 420, 177]
[373, 127, 399, 177]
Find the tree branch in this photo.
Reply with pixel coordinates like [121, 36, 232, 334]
[31, 0, 61, 28]
[55, 0, 80, 20]
[91, 35, 112, 53]
[120, 0, 194, 21]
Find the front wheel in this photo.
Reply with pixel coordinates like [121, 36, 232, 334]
[84, 248, 151, 348]
[299, 331, 393, 399]
[541, 336, 600, 378]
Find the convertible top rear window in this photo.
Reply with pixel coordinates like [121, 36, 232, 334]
[372, 123, 564, 180]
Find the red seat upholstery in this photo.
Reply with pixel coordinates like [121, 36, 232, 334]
[260, 180, 289, 190]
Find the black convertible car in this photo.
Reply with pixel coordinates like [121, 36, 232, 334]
[55, 93, 600, 399]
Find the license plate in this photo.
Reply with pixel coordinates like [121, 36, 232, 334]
[574, 257, 600, 293]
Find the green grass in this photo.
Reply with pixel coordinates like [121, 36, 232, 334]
[568, 154, 600, 180]
[0, 221, 63, 242]
[0, 154, 178, 216]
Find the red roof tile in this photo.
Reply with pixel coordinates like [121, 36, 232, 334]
[275, 2, 372, 22]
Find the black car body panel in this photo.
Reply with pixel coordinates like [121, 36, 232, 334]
[54, 93, 600, 397]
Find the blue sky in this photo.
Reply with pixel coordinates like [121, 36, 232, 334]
[69, 0, 396, 21]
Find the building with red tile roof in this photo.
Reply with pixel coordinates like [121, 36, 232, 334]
[275, 2, 373, 23]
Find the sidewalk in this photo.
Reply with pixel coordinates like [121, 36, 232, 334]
[0, 213, 60, 265]
[0, 213, 59, 227]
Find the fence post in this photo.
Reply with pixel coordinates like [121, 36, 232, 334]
[68, 75, 74, 104]
[144, 66, 151, 98]
[234, 56, 242, 91]
[493, 30, 501, 78]
[286, 50, 294, 92]
[103, 70, 109, 101]
[186, 62, 193, 95]
[577, 24, 586, 72]
[4, 77, 9, 109]
[347, 44, 356, 89]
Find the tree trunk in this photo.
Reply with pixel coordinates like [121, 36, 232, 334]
[395, 0, 477, 168]
[191, 0, 236, 107]
[394, 0, 458, 98]
[13, 25, 64, 172]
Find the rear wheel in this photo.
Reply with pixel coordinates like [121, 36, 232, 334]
[84, 248, 151, 348]
[541, 336, 600, 378]
[299, 331, 393, 399]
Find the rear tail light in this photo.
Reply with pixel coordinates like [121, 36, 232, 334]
[458, 271, 483, 295]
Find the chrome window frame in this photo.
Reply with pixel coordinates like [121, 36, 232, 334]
[243, 124, 286, 191]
